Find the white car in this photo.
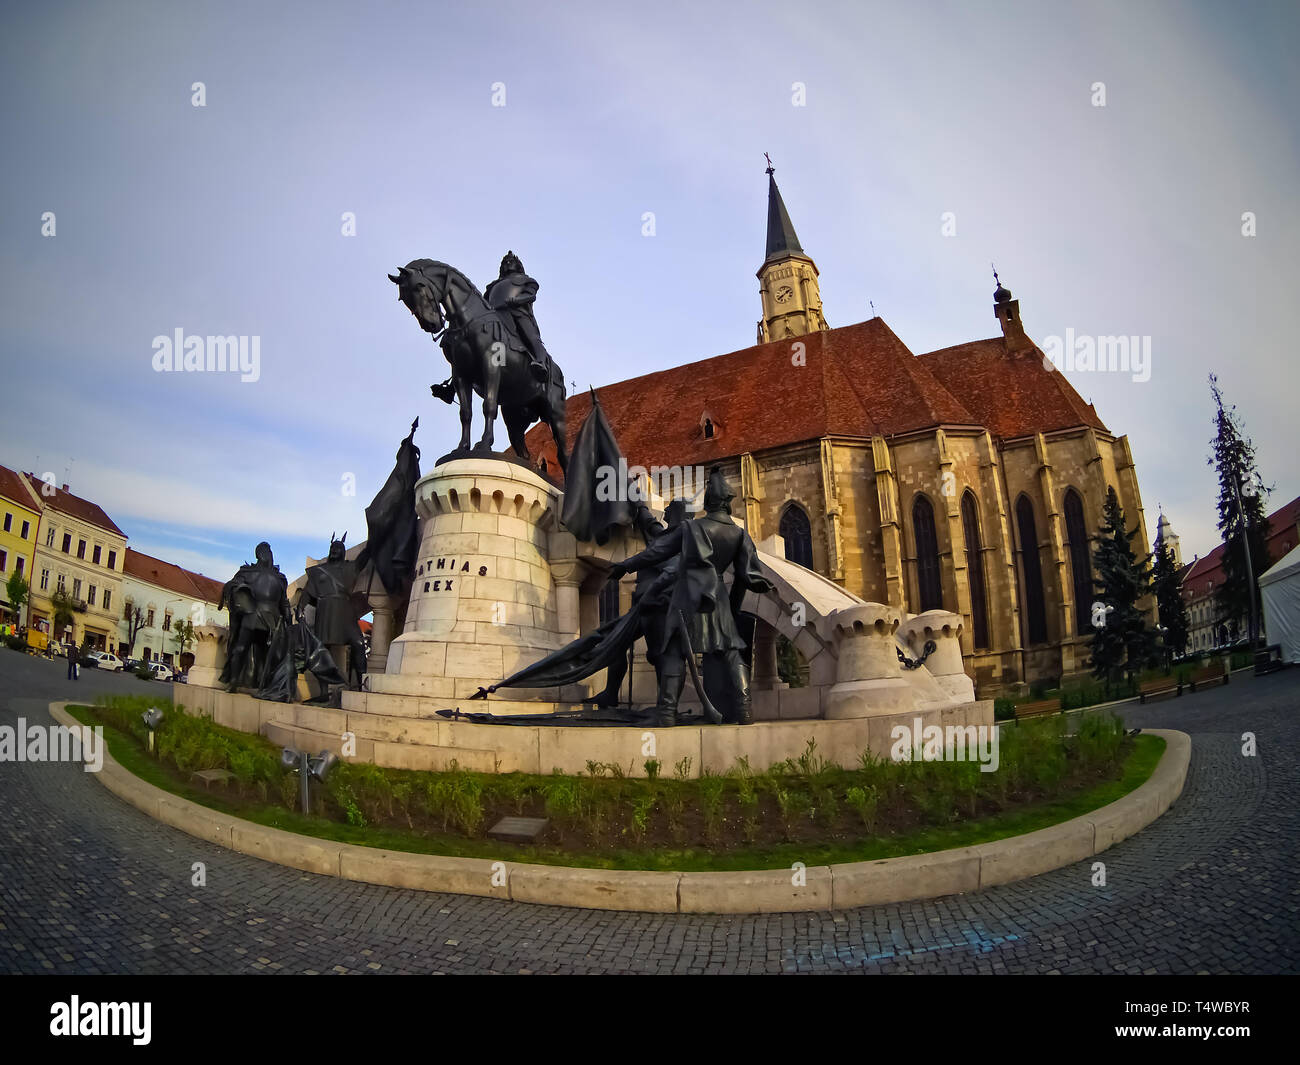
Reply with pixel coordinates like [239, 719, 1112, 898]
[89, 652, 124, 672]
[148, 662, 175, 682]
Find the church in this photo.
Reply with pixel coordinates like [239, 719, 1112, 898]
[527, 166, 1153, 694]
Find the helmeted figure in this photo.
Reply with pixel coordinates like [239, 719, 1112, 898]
[591, 499, 688, 707]
[484, 251, 551, 382]
[297, 533, 368, 689]
[219, 542, 295, 700]
[610, 469, 775, 725]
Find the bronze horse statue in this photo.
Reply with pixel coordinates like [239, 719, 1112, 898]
[389, 259, 569, 472]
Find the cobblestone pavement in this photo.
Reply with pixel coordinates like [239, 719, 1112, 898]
[1, 650, 1296, 974]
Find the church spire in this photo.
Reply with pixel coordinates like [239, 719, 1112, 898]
[764, 157, 805, 262]
[756, 157, 827, 344]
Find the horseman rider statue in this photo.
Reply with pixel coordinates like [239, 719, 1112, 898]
[484, 251, 552, 383]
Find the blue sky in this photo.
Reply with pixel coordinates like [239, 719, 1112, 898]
[1, 0, 1296, 582]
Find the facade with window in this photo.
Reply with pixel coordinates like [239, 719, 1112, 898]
[1179, 494, 1300, 652]
[0, 465, 44, 628]
[524, 169, 1158, 692]
[21, 474, 127, 652]
[119, 548, 227, 669]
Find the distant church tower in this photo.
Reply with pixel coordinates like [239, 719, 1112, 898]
[757, 160, 828, 343]
[1155, 509, 1183, 567]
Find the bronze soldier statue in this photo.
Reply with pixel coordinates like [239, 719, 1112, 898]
[219, 542, 294, 699]
[590, 499, 687, 708]
[610, 469, 775, 725]
[484, 250, 551, 382]
[297, 534, 368, 689]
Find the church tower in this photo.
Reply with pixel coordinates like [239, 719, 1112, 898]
[1155, 509, 1183, 567]
[757, 161, 828, 344]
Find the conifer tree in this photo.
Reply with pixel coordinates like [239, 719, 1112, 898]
[1207, 374, 1271, 644]
[1089, 487, 1156, 691]
[1151, 537, 1189, 662]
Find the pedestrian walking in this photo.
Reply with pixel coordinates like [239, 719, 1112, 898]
[66, 643, 78, 681]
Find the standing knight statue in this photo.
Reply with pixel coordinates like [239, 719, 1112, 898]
[610, 469, 775, 725]
[219, 541, 295, 700]
[297, 533, 368, 690]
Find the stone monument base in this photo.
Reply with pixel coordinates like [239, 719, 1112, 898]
[173, 682, 993, 779]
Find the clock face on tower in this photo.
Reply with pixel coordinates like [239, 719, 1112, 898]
[775, 284, 794, 304]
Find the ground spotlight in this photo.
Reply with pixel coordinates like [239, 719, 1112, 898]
[142, 708, 163, 753]
[282, 747, 337, 812]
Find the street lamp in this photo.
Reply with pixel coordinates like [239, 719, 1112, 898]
[1155, 624, 1170, 673]
[281, 747, 338, 814]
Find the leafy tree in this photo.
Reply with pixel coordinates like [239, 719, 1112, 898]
[50, 587, 77, 642]
[1089, 487, 1157, 692]
[1151, 537, 1190, 663]
[5, 571, 29, 627]
[172, 617, 196, 664]
[1207, 373, 1271, 644]
[122, 603, 147, 658]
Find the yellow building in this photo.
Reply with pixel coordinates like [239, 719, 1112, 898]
[22, 473, 128, 653]
[0, 464, 43, 632]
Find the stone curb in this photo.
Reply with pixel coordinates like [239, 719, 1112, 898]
[51, 702, 1188, 915]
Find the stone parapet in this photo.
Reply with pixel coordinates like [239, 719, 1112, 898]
[824, 603, 913, 719]
[899, 609, 974, 703]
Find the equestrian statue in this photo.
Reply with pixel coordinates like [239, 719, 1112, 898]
[389, 253, 569, 471]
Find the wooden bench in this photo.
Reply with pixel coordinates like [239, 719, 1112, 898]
[1189, 664, 1229, 693]
[1014, 699, 1059, 722]
[1139, 676, 1181, 704]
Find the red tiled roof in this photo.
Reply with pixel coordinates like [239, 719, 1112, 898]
[526, 318, 979, 480]
[920, 338, 1109, 440]
[1180, 494, 1300, 599]
[20, 473, 124, 536]
[124, 548, 223, 604]
[0, 464, 41, 513]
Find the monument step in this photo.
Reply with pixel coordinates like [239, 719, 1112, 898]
[263, 719, 503, 774]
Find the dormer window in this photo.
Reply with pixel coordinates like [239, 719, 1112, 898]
[704, 419, 715, 439]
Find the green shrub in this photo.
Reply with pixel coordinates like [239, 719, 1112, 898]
[844, 785, 878, 833]
[699, 774, 725, 838]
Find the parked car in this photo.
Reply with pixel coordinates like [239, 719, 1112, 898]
[124, 657, 144, 672]
[79, 651, 100, 668]
[173, 672, 188, 684]
[148, 662, 175, 682]
[85, 651, 124, 672]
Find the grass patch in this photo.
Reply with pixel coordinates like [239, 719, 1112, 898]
[67, 698, 1165, 872]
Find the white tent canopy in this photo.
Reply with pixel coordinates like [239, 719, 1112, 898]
[1259, 544, 1300, 664]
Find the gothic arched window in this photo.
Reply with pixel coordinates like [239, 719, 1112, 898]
[1063, 489, 1092, 635]
[913, 494, 943, 612]
[961, 491, 989, 649]
[780, 504, 813, 569]
[1016, 495, 1048, 645]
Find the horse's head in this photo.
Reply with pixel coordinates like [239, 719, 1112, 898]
[389, 260, 445, 335]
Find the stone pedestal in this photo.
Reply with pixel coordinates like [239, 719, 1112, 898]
[187, 624, 228, 689]
[377, 458, 569, 701]
[824, 603, 914, 719]
[899, 610, 975, 704]
[751, 622, 787, 691]
[366, 595, 397, 673]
